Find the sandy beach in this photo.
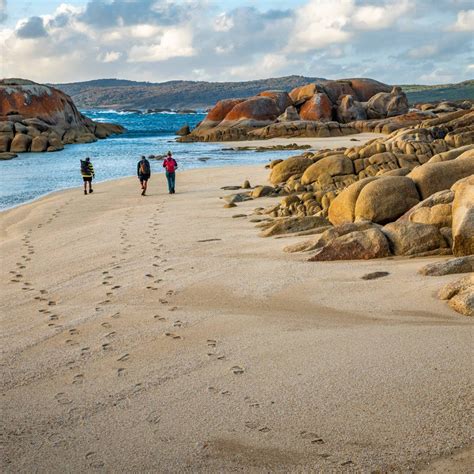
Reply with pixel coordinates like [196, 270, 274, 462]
[221, 132, 385, 150]
[1, 162, 473, 472]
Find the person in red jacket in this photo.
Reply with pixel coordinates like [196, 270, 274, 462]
[163, 151, 178, 194]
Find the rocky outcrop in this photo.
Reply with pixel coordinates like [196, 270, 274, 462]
[299, 93, 332, 121]
[309, 227, 390, 261]
[381, 222, 447, 256]
[419, 256, 474, 276]
[451, 176, 474, 256]
[408, 151, 474, 199]
[0, 78, 124, 155]
[180, 77, 407, 142]
[366, 86, 409, 119]
[270, 155, 313, 185]
[438, 275, 474, 316]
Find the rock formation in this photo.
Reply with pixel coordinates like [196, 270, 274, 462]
[179, 78, 405, 142]
[0, 79, 124, 156]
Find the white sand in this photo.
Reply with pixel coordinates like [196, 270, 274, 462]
[1, 163, 472, 472]
[222, 132, 385, 150]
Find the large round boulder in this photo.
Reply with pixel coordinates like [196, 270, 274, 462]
[366, 86, 409, 119]
[328, 177, 378, 225]
[321, 80, 355, 104]
[10, 133, 32, 152]
[309, 227, 390, 261]
[0, 134, 11, 152]
[301, 155, 354, 185]
[451, 176, 474, 257]
[270, 155, 313, 185]
[354, 176, 420, 224]
[201, 98, 246, 127]
[337, 95, 367, 123]
[347, 78, 392, 102]
[222, 96, 281, 124]
[408, 154, 474, 199]
[382, 222, 447, 256]
[31, 135, 49, 152]
[299, 93, 333, 121]
[258, 91, 292, 114]
[289, 83, 320, 104]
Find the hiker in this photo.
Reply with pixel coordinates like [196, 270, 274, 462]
[80, 157, 95, 195]
[163, 151, 178, 194]
[137, 155, 151, 196]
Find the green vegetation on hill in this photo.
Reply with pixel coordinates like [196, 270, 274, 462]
[53, 77, 474, 110]
[401, 80, 474, 104]
[54, 76, 325, 110]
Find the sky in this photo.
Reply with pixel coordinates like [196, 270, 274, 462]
[0, 0, 473, 85]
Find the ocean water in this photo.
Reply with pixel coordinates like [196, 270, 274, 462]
[0, 110, 293, 210]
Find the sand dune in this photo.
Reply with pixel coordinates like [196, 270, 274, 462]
[1, 164, 472, 472]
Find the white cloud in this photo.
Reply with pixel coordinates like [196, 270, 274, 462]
[98, 51, 122, 63]
[286, 0, 353, 53]
[127, 27, 195, 62]
[449, 9, 474, 31]
[0, 0, 472, 84]
[352, 0, 411, 30]
[214, 13, 234, 32]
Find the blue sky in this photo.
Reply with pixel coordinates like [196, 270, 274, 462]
[1, 0, 473, 85]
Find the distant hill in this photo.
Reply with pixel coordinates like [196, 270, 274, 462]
[53, 76, 326, 111]
[402, 80, 474, 104]
[52, 77, 474, 111]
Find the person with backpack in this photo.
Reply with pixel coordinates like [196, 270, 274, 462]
[163, 151, 178, 194]
[80, 157, 95, 195]
[137, 155, 151, 196]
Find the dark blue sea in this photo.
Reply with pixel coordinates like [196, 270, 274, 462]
[0, 110, 292, 210]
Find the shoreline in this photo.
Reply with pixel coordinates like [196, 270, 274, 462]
[1, 163, 472, 472]
[0, 132, 383, 213]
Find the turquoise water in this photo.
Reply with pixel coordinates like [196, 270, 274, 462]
[0, 110, 292, 210]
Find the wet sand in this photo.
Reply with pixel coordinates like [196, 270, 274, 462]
[1, 164, 472, 472]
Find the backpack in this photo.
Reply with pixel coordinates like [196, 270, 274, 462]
[164, 158, 176, 173]
[80, 160, 89, 174]
[139, 160, 150, 175]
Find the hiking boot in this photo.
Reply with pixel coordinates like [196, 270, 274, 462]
[84, 190, 87, 195]
[89, 189, 93, 193]
[141, 190, 146, 196]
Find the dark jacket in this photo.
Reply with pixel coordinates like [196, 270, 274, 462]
[81, 160, 94, 178]
[137, 158, 151, 177]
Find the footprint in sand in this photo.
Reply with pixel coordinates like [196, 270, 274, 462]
[48, 301, 57, 306]
[159, 299, 168, 304]
[102, 343, 112, 351]
[81, 347, 90, 355]
[300, 431, 325, 444]
[85, 451, 105, 469]
[117, 368, 126, 377]
[111, 312, 121, 319]
[173, 320, 182, 327]
[69, 328, 79, 335]
[231, 366, 244, 375]
[105, 331, 116, 339]
[47, 432, 68, 448]
[165, 332, 182, 340]
[49, 315, 59, 321]
[154, 315, 166, 321]
[101, 322, 112, 328]
[117, 353, 129, 362]
[72, 374, 84, 385]
[146, 411, 161, 424]
[65, 339, 78, 346]
[54, 392, 72, 405]
[111, 285, 121, 290]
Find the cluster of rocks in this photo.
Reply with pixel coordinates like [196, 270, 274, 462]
[178, 78, 410, 142]
[221, 107, 473, 314]
[0, 79, 124, 159]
